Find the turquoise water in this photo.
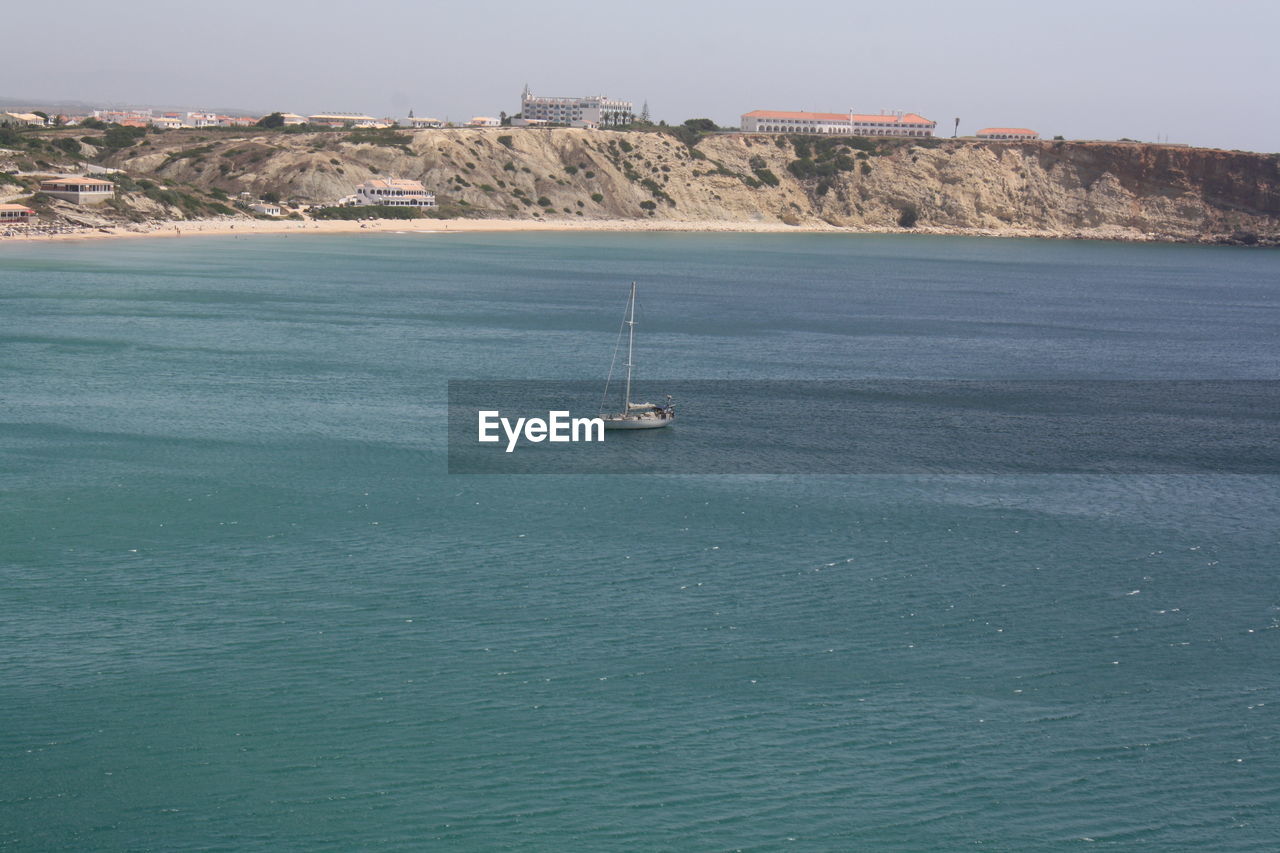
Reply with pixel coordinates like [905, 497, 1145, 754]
[2, 233, 1278, 850]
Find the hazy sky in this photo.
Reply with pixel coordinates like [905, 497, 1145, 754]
[4, 0, 1277, 151]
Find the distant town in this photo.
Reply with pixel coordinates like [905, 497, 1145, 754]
[2, 85, 1042, 141]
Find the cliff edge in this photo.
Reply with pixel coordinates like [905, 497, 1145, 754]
[88, 128, 1280, 244]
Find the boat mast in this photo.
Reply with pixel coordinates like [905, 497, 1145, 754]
[623, 281, 636, 409]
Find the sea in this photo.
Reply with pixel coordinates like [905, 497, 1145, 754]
[1, 232, 1277, 851]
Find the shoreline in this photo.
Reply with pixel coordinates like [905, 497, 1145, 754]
[0, 216, 1265, 246]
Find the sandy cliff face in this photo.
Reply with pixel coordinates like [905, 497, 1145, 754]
[109, 128, 1280, 243]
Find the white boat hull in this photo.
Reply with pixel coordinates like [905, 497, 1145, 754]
[602, 414, 674, 430]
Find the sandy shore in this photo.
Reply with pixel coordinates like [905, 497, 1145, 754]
[0, 215, 1190, 245]
[0, 217, 826, 244]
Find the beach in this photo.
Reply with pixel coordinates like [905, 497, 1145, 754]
[0, 214, 1185, 244]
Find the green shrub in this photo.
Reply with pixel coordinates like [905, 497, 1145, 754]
[898, 204, 919, 228]
[753, 167, 779, 187]
[100, 125, 146, 150]
[564, 165, 578, 175]
[497, 135, 514, 149]
[537, 196, 551, 207]
[618, 140, 634, 153]
[788, 158, 817, 179]
[590, 192, 604, 203]
[312, 205, 425, 220]
[346, 128, 412, 151]
[639, 200, 656, 210]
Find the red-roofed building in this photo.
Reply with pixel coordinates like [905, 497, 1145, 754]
[0, 203, 36, 225]
[976, 128, 1039, 140]
[741, 109, 936, 137]
[39, 176, 115, 205]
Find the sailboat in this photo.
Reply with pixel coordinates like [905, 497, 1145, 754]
[600, 282, 674, 430]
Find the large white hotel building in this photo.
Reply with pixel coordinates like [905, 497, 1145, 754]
[520, 87, 633, 127]
[741, 109, 937, 137]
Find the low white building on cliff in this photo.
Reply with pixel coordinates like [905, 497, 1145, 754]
[308, 113, 384, 128]
[741, 109, 937, 137]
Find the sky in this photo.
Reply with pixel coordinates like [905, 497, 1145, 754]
[4, 0, 1277, 152]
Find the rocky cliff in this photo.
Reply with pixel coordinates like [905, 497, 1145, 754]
[105, 128, 1280, 244]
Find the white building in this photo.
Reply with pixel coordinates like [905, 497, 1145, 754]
[519, 87, 632, 127]
[741, 109, 937, 137]
[308, 113, 380, 128]
[400, 116, 444, 129]
[251, 203, 282, 216]
[90, 109, 152, 125]
[976, 127, 1039, 140]
[467, 116, 500, 127]
[349, 178, 436, 207]
[184, 111, 220, 128]
[150, 115, 184, 130]
[279, 113, 308, 126]
[39, 176, 115, 205]
[2, 112, 47, 127]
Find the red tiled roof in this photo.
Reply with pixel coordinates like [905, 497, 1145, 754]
[745, 110, 849, 121]
[891, 113, 934, 125]
[977, 128, 1037, 135]
[745, 109, 935, 125]
[40, 177, 114, 188]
